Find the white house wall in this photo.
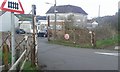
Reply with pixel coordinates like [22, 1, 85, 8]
[0, 12, 19, 32]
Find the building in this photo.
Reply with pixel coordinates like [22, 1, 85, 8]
[46, 5, 88, 29]
[37, 16, 47, 33]
[92, 21, 98, 28]
[18, 21, 33, 33]
[87, 19, 98, 29]
[15, 14, 33, 33]
[0, 11, 19, 32]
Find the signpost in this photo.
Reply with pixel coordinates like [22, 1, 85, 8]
[64, 34, 70, 40]
[0, 0, 24, 14]
[0, 0, 24, 67]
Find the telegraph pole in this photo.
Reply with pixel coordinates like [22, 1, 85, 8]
[98, 5, 100, 17]
[54, 0, 57, 40]
[47, 16, 50, 41]
[31, 5, 36, 66]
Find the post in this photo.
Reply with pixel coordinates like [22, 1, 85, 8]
[90, 31, 96, 48]
[3, 43, 9, 71]
[11, 12, 15, 66]
[47, 16, 50, 41]
[31, 5, 36, 66]
[98, 5, 100, 17]
[54, 0, 57, 40]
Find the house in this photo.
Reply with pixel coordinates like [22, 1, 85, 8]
[92, 21, 98, 28]
[0, 11, 19, 32]
[18, 21, 33, 33]
[46, 5, 88, 28]
[87, 19, 98, 29]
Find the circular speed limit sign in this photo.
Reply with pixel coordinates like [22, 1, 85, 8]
[64, 34, 69, 40]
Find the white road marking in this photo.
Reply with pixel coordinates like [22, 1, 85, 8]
[94, 52, 118, 56]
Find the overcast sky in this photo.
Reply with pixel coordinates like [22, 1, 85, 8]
[0, 0, 119, 19]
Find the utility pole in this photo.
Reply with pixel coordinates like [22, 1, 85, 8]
[47, 16, 50, 41]
[98, 5, 100, 17]
[31, 5, 36, 66]
[54, 0, 57, 40]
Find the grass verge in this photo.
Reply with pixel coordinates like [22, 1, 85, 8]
[96, 34, 119, 48]
[49, 35, 119, 49]
[49, 40, 92, 48]
[22, 61, 38, 72]
[0, 50, 2, 59]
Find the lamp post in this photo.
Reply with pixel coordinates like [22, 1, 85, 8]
[54, 0, 57, 40]
[46, 0, 57, 40]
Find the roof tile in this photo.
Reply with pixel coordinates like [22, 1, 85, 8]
[46, 5, 88, 15]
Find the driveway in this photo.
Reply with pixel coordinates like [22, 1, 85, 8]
[37, 38, 118, 70]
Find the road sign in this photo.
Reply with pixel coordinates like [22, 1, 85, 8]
[0, 0, 24, 14]
[64, 34, 70, 40]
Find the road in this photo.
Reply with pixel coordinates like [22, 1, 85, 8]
[37, 38, 118, 70]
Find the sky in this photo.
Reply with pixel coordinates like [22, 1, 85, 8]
[0, 0, 119, 19]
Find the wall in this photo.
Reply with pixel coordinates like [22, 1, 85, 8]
[46, 13, 87, 28]
[19, 21, 33, 33]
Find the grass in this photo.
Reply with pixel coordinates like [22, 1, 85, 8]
[96, 34, 119, 48]
[49, 34, 119, 49]
[22, 61, 38, 72]
[49, 40, 92, 48]
[0, 32, 2, 36]
[0, 50, 2, 59]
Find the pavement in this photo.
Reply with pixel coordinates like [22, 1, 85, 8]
[37, 38, 118, 70]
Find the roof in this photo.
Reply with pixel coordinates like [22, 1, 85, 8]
[18, 21, 32, 24]
[92, 21, 98, 25]
[36, 16, 47, 20]
[46, 5, 88, 15]
[15, 14, 32, 21]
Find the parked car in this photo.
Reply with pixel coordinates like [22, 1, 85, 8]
[16, 29, 26, 34]
[37, 30, 47, 37]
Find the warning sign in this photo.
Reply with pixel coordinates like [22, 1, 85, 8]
[64, 34, 70, 40]
[0, 0, 24, 14]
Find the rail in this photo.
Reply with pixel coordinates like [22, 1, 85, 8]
[1, 34, 37, 71]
